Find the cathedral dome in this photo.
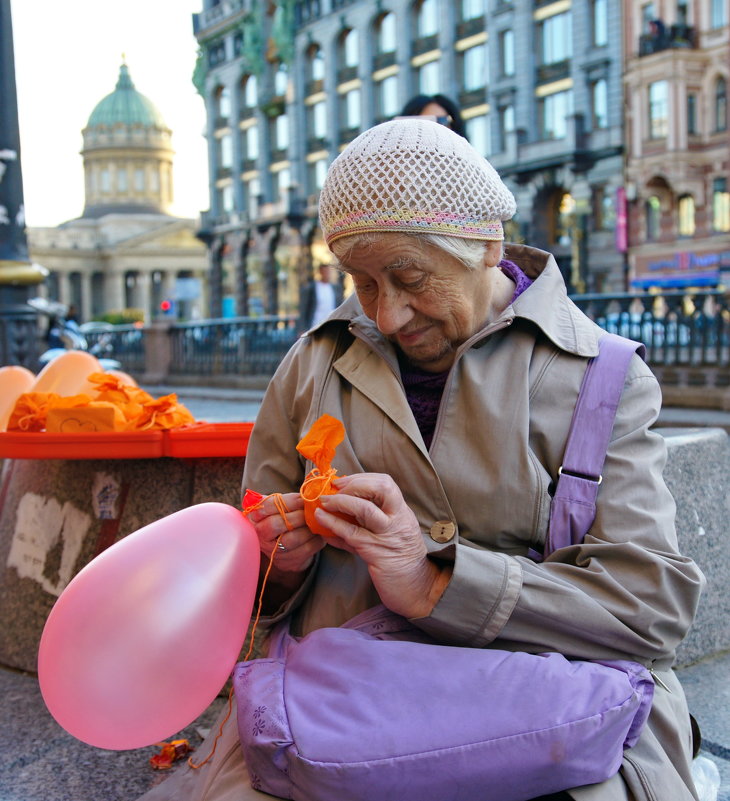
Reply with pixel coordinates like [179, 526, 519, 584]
[81, 62, 174, 218]
[87, 63, 167, 130]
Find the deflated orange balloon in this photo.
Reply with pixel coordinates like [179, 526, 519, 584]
[0, 365, 36, 431]
[297, 414, 356, 536]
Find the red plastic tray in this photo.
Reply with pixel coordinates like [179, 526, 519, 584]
[163, 422, 253, 458]
[0, 430, 165, 460]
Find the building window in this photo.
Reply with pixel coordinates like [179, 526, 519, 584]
[640, 2, 655, 32]
[687, 93, 697, 135]
[461, 0, 485, 19]
[593, 186, 616, 230]
[341, 29, 359, 69]
[465, 114, 490, 156]
[215, 86, 231, 122]
[499, 30, 515, 77]
[309, 101, 328, 142]
[592, 0, 608, 45]
[646, 195, 661, 240]
[134, 168, 144, 192]
[274, 64, 288, 98]
[244, 126, 259, 162]
[648, 80, 668, 138]
[678, 195, 695, 236]
[244, 177, 260, 217]
[715, 77, 727, 132]
[377, 12, 397, 54]
[220, 184, 234, 214]
[540, 89, 573, 139]
[243, 75, 257, 109]
[539, 12, 572, 65]
[417, 60, 440, 94]
[376, 75, 400, 119]
[711, 0, 727, 28]
[117, 168, 127, 192]
[307, 45, 325, 92]
[219, 134, 233, 169]
[341, 88, 361, 133]
[713, 178, 730, 232]
[498, 104, 515, 151]
[272, 168, 291, 203]
[462, 44, 487, 91]
[100, 169, 111, 193]
[591, 79, 608, 129]
[416, 0, 439, 37]
[308, 158, 328, 194]
[274, 115, 289, 152]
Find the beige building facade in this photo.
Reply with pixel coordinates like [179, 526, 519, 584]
[28, 63, 209, 322]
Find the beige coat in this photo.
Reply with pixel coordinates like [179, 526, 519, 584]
[140, 245, 704, 801]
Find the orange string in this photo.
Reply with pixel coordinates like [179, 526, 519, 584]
[188, 493, 292, 771]
[299, 467, 337, 499]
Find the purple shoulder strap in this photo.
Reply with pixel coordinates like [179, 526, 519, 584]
[535, 333, 645, 561]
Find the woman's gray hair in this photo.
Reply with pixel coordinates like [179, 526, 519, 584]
[330, 232, 503, 271]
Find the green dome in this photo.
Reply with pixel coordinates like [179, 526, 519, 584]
[87, 64, 167, 129]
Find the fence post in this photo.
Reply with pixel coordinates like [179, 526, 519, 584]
[142, 322, 173, 384]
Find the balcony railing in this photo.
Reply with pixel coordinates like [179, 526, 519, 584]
[638, 24, 697, 56]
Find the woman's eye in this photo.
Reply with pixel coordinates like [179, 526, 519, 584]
[398, 273, 426, 290]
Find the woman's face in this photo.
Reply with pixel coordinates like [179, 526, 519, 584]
[336, 234, 509, 373]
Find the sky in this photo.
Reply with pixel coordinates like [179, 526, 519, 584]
[10, 0, 210, 228]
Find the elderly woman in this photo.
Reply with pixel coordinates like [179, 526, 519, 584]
[140, 120, 703, 801]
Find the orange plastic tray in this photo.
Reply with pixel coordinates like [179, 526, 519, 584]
[0, 430, 165, 460]
[163, 422, 253, 458]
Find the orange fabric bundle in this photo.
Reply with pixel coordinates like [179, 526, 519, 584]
[86, 372, 153, 424]
[7, 392, 89, 432]
[130, 393, 196, 431]
[296, 414, 355, 537]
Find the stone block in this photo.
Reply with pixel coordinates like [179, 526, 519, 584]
[660, 428, 730, 667]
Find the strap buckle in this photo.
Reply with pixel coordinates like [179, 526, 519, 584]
[558, 465, 603, 485]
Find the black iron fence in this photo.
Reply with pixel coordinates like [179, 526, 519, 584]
[82, 290, 729, 391]
[572, 289, 729, 369]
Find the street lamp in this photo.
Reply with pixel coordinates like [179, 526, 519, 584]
[0, 0, 48, 367]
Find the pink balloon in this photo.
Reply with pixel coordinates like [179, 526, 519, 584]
[38, 503, 261, 750]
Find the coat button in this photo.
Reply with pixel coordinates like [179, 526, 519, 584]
[429, 520, 456, 543]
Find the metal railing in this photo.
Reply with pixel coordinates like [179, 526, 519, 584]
[571, 290, 730, 368]
[82, 290, 729, 391]
[168, 316, 298, 378]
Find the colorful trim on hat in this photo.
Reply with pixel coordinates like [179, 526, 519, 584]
[323, 208, 504, 245]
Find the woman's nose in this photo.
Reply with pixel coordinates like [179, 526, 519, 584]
[375, 289, 413, 336]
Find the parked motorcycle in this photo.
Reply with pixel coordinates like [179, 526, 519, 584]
[28, 297, 122, 371]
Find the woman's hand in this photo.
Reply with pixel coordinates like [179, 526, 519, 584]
[246, 492, 326, 591]
[317, 473, 452, 619]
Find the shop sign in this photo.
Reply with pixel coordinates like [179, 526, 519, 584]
[631, 248, 730, 288]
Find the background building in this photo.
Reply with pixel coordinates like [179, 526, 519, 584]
[28, 63, 209, 322]
[623, 0, 730, 290]
[192, 0, 634, 317]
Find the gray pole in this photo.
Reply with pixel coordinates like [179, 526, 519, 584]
[0, 0, 47, 367]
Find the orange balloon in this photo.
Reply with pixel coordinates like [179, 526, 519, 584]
[31, 351, 102, 396]
[105, 369, 138, 388]
[0, 365, 36, 431]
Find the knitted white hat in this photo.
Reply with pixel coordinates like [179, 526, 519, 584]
[318, 118, 516, 247]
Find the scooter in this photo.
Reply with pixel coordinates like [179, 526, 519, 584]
[28, 297, 122, 371]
